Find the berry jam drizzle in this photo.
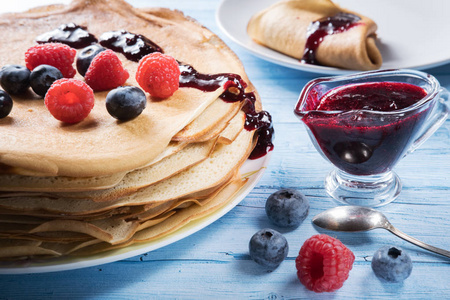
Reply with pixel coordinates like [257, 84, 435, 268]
[301, 12, 361, 65]
[99, 30, 163, 62]
[179, 64, 274, 159]
[36, 23, 98, 49]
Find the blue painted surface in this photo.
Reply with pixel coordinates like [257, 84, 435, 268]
[1, 1, 449, 299]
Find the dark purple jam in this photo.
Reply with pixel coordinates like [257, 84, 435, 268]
[301, 12, 361, 65]
[36, 23, 97, 49]
[99, 30, 163, 62]
[179, 64, 274, 159]
[298, 82, 428, 175]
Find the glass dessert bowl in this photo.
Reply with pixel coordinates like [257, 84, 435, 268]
[294, 69, 449, 207]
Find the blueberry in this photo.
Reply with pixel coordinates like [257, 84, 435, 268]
[249, 228, 289, 269]
[29, 64, 63, 97]
[0, 65, 30, 95]
[371, 246, 413, 282]
[106, 86, 147, 121]
[0, 90, 13, 118]
[76, 44, 106, 76]
[265, 188, 309, 228]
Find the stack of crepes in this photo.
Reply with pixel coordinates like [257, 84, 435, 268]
[0, 0, 267, 260]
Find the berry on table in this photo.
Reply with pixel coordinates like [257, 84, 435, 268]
[30, 64, 63, 97]
[136, 52, 180, 98]
[44, 78, 94, 123]
[106, 86, 147, 121]
[0, 65, 31, 95]
[249, 228, 289, 269]
[85, 49, 129, 91]
[76, 44, 106, 76]
[371, 246, 412, 282]
[25, 43, 77, 78]
[265, 188, 309, 228]
[0, 90, 13, 118]
[296, 234, 355, 293]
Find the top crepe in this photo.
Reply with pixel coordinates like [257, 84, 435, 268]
[247, 0, 383, 70]
[0, 0, 255, 177]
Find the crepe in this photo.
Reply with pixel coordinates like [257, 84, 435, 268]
[247, 0, 382, 70]
[0, 0, 270, 261]
[0, 0, 252, 177]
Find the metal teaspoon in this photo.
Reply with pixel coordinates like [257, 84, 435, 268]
[312, 205, 450, 258]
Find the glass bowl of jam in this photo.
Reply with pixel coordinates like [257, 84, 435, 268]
[294, 69, 449, 207]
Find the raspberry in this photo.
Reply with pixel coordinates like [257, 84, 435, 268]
[295, 234, 355, 293]
[25, 43, 77, 78]
[84, 49, 129, 91]
[45, 78, 94, 123]
[136, 52, 180, 98]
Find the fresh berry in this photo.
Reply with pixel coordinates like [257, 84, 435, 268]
[371, 246, 412, 282]
[29, 64, 63, 97]
[249, 228, 289, 269]
[85, 49, 129, 91]
[25, 43, 77, 78]
[106, 86, 147, 121]
[76, 44, 106, 76]
[265, 188, 309, 228]
[45, 78, 94, 123]
[0, 90, 13, 118]
[136, 52, 180, 98]
[296, 234, 355, 293]
[0, 65, 30, 95]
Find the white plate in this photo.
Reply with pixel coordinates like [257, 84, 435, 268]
[216, 0, 450, 75]
[0, 154, 270, 274]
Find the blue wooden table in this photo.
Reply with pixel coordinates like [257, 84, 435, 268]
[1, 0, 449, 299]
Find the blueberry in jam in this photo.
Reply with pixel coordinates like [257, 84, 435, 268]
[99, 30, 163, 62]
[0, 90, 13, 118]
[76, 44, 107, 76]
[106, 86, 147, 121]
[0, 65, 31, 95]
[30, 65, 63, 97]
[36, 23, 98, 49]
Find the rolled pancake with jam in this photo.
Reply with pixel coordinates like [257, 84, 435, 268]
[247, 0, 382, 70]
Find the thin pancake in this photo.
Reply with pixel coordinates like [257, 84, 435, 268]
[0, 0, 253, 177]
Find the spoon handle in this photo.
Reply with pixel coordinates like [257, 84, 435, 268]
[386, 224, 450, 258]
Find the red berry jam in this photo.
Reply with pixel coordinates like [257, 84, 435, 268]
[99, 30, 163, 62]
[36, 23, 98, 49]
[298, 82, 428, 175]
[179, 64, 274, 159]
[301, 13, 361, 65]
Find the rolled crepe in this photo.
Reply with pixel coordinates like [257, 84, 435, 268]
[247, 0, 382, 70]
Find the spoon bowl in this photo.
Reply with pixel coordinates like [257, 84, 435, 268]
[313, 206, 450, 258]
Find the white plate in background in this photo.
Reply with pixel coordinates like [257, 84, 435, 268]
[216, 0, 450, 75]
